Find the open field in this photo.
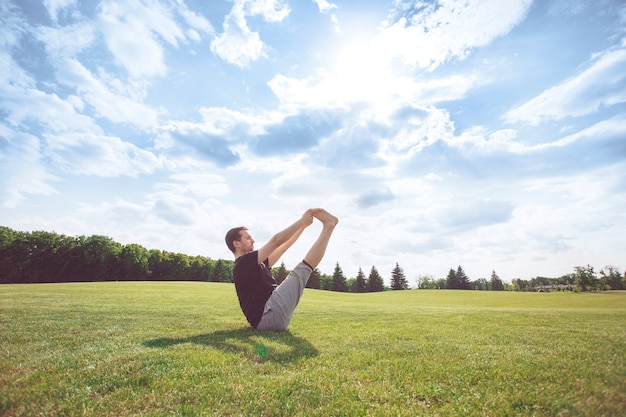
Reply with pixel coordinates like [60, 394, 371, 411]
[1, 283, 625, 416]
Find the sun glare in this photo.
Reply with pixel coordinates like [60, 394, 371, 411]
[326, 33, 394, 104]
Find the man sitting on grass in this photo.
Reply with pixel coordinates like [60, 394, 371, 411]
[225, 208, 338, 331]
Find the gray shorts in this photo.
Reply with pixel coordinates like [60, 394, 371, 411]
[256, 262, 312, 331]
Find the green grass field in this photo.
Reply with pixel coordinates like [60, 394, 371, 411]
[1, 283, 625, 416]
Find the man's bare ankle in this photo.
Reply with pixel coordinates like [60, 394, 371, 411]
[314, 209, 338, 226]
[324, 215, 338, 227]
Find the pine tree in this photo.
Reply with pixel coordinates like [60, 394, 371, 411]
[490, 270, 504, 291]
[273, 261, 289, 284]
[457, 265, 470, 290]
[332, 262, 348, 292]
[446, 266, 470, 290]
[390, 262, 409, 290]
[355, 268, 367, 293]
[445, 268, 458, 289]
[367, 266, 384, 292]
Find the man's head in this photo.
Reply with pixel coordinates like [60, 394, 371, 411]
[225, 226, 251, 255]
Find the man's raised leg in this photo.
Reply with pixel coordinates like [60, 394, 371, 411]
[303, 209, 338, 269]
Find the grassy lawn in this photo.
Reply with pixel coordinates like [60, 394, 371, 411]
[1, 283, 625, 416]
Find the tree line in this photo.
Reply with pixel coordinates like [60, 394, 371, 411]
[416, 266, 506, 291]
[1, 226, 623, 292]
[0, 227, 232, 284]
[417, 265, 625, 292]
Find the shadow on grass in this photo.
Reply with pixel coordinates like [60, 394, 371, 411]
[143, 327, 318, 364]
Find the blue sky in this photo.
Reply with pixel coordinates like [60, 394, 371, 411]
[1, 0, 625, 284]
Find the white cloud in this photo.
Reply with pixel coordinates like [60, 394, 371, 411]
[268, 71, 476, 114]
[146, 172, 230, 225]
[0, 128, 58, 208]
[380, 0, 533, 70]
[246, 0, 290, 22]
[0, 2, 25, 48]
[441, 113, 626, 160]
[44, 132, 161, 177]
[1, 69, 98, 134]
[35, 22, 95, 58]
[267, 74, 331, 110]
[151, 194, 202, 226]
[450, 126, 523, 154]
[380, 106, 455, 158]
[197, 106, 275, 137]
[158, 106, 280, 165]
[33, 23, 159, 130]
[313, 0, 337, 13]
[0, 56, 35, 115]
[504, 46, 626, 125]
[64, 60, 159, 129]
[210, 0, 289, 67]
[99, 5, 166, 77]
[0, 48, 159, 185]
[98, 0, 188, 77]
[314, 0, 340, 32]
[210, 4, 265, 68]
[330, 14, 340, 33]
[456, 115, 626, 158]
[176, 1, 215, 35]
[536, 115, 626, 152]
[43, 0, 77, 22]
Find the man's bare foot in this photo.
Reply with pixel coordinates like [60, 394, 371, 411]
[313, 208, 338, 227]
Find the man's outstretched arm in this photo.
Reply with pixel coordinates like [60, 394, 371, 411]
[257, 210, 314, 266]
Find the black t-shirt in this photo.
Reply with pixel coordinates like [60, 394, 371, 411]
[232, 250, 277, 328]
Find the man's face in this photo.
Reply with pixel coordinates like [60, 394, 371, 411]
[237, 229, 255, 253]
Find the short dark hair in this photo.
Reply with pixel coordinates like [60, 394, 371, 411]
[225, 226, 247, 254]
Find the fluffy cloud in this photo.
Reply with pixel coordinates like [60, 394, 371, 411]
[167, 130, 240, 167]
[146, 175, 225, 226]
[210, 0, 289, 67]
[32, 19, 159, 130]
[177, 1, 215, 39]
[380, 0, 533, 70]
[210, 11, 264, 67]
[44, 131, 161, 177]
[98, 0, 186, 77]
[43, 0, 76, 21]
[62, 60, 159, 129]
[0, 128, 58, 207]
[252, 111, 341, 156]
[381, 106, 455, 157]
[504, 46, 626, 125]
[313, 0, 337, 13]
